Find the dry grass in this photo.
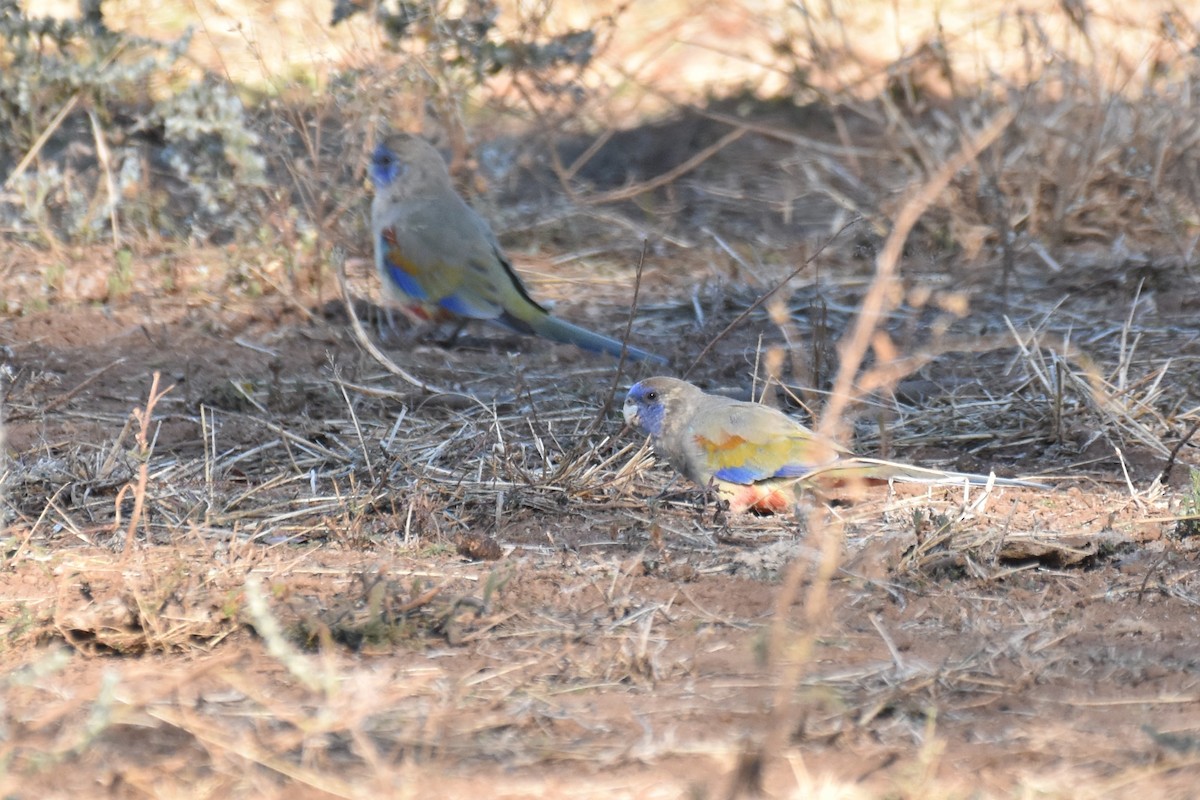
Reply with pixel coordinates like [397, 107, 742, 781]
[4, 0, 1200, 796]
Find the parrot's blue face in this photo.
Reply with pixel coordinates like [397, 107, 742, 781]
[370, 142, 408, 188]
[623, 381, 666, 437]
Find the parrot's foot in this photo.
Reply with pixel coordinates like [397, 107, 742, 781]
[431, 320, 469, 348]
[374, 306, 403, 342]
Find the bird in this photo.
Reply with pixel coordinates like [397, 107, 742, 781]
[369, 133, 666, 364]
[623, 376, 1047, 514]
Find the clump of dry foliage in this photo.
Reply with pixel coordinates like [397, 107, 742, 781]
[3, 0, 1200, 796]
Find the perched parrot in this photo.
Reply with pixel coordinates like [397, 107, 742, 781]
[369, 133, 666, 364]
[623, 376, 1046, 513]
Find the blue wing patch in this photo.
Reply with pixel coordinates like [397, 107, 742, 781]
[712, 466, 766, 484]
[384, 260, 428, 300]
[713, 463, 813, 484]
[438, 293, 486, 317]
[771, 464, 813, 478]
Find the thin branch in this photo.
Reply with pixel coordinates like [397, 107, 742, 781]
[591, 239, 652, 434]
[684, 217, 862, 379]
[1159, 420, 1200, 486]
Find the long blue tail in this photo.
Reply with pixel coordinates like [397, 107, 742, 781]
[499, 311, 667, 364]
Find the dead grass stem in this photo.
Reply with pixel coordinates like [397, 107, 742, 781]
[5, 0, 1200, 796]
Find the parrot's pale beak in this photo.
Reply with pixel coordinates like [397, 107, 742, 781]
[622, 400, 640, 428]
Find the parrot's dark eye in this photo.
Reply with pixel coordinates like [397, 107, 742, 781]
[645, 391, 658, 401]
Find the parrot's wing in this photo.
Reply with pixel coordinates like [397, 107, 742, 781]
[684, 402, 846, 486]
[377, 196, 547, 322]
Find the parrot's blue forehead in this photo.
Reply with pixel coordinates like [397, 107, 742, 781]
[370, 143, 406, 187]
[627, 381, 664, 405]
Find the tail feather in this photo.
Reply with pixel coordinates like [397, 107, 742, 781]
[806, 457, 1048, 489]
[508, 311, 668, 365]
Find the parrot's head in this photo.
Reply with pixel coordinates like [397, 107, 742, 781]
[623, 377, 700, 438]
[369, 134, 452, 197]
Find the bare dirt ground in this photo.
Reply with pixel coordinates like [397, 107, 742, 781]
[5, 85, 1200, 800]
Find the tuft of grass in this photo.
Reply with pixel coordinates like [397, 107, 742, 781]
[3, 0, 1200, 797]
